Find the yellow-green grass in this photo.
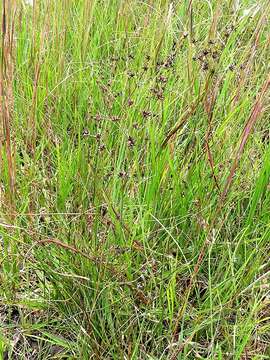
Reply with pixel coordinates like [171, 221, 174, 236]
[0, 1, 269, 358]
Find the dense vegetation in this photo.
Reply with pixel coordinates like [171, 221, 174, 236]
[0, 0, 270, 358]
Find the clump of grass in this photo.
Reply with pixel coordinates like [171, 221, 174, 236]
[1, 0, 270, 358]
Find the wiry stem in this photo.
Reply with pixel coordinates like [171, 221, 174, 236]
[0, 0, 16, 207]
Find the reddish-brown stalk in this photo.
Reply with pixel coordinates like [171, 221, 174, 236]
[0, 0, 16, 208]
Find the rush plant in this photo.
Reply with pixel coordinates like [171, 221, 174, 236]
[0, 1, 270, 359]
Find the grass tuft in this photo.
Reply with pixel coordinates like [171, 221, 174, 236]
[1, 0, 270, 359]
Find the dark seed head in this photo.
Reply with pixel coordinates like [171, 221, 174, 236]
[203, 49, 210, 56]
[151, 87, 158, 95]
[111, 115, 121, 122]
[94, 114, 102, 121]
[82, 129, 90, 137]
[212, 51, 219, 60]
[142, 110, 151, 118]
[119, 171, 127, 178]
[100, 204, 108, 216]
[128, 136, 135, 148]
[127, 71, 135, 78]
[240, 63, 245, 70]
[127, 98, 134, 107]
[202, 62, 209, 71]
[156, 91, 164, 100]
[158, 75, 167, 84]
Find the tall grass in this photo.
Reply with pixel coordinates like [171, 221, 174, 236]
[0, 0, 270, 358]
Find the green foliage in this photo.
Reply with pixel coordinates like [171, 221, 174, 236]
[0, 0, 269, 358]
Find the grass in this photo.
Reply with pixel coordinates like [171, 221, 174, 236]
[0, 0, 270, 358]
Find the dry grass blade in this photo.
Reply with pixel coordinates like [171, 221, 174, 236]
[171, 75, 270, 356]
[36, 238, 128, 283]
[233, 7, 269, 105]
[37, 238, 101, 264]
[27, 62, 41, 152]
[221, 74, 270, 201]
[0, 0, 16, 205]
[161, 92, 203, 148]
[204, 75, 223, 193]
[36, 238, 148, 305]
[208, 2, 222, 41]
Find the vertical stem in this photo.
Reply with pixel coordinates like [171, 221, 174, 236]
[0, 0, 16, 208]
